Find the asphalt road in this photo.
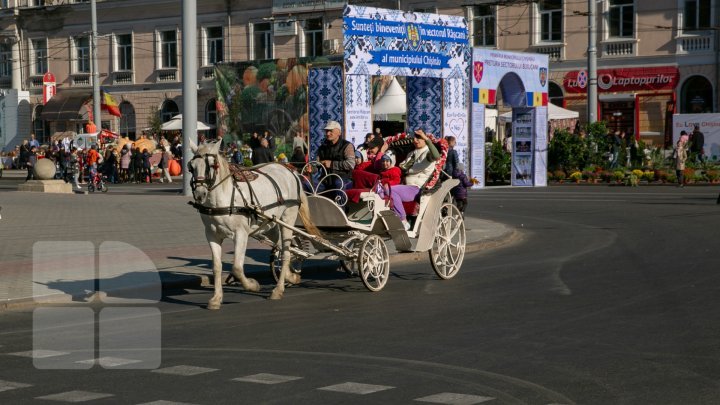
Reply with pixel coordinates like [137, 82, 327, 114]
[1, 186, 720, 404]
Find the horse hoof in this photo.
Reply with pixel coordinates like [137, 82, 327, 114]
[286, 273, 301, 285]
[269, 290, 283, 300]
[207, 300, 222, 310]
[245, 278, 261, 292]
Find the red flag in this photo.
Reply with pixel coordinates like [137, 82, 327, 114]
[101, 91, 122, 117]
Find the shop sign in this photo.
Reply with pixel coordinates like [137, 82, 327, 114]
[563, 66, 679, 93]
[42, 72, 56, 105]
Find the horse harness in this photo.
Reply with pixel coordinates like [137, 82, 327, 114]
[188, 154, 301, 217]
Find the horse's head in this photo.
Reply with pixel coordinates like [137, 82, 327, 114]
[188, 140, 224, 203]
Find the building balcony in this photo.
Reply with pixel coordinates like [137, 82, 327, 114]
[531, 43, 564, 61]
[71, 73, 91, 86]
[112, 70, 133, 85]
[676, 33, 714, 54]
[601, 38, 636, 57]
[199, 66, 215, 80]
[156, 68, 177, 83]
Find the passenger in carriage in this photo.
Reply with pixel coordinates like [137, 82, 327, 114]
[385, 129, 440, 230]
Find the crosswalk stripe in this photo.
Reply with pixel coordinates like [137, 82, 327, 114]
[35, 390, 114, 402]
[136, 401, 200, 405]
[75, 357, 143, 367]
[0, 380, 32, 393]
[232, 373, 302, 385]
[414, 392, 495, 404]
[318, 382, 394, 395]
[152, 365, 219, 376]
[8, 350, 69, 359]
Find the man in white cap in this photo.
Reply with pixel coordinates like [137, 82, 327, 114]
[316, 120, 356, 190]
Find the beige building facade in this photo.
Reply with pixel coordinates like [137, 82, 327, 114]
[0, 0, 717, 148]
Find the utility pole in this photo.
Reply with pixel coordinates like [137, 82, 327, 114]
[587, 0, 598, 123]
[182, 0, 197, 197]
[91, 0, 101, 131]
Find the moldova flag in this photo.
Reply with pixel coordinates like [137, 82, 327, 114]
[101, 91, 122, 117]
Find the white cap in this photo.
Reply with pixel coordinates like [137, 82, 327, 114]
[324, 121, 341, 131]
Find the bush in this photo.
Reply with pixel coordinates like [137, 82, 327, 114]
[549, 129, 586, 172]
[612, 170, 625, 181]
[706, 170, 720, 182]
[569, 171, 583, 182]
[552, 169, 567, 181]
[642, 170, 655, 182]
[600, 171, 613, 182]
[486, 140, 511, 183]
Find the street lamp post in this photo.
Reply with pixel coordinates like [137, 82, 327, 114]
[182, 0, 197, 197]
[587, 0, 598, 124]
[91, 0, 101, 131]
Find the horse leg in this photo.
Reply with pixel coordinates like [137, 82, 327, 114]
[207, 238, 224, 310]
[231, 231, 260, 293]
[269, 232, 288, 300]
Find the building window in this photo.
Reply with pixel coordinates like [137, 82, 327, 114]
[205, 99, 217, 138]
[161, 100, 179, 123]
[32, 39, 48, 76]
[681, 75, 713, 113]
[472, 5, 496, 47]
[253, 22, 273, 60]
[160, 30, 178, 68]
[304, 18, 323, 57]
[0, 44, 11, 78]
[115, 34, 133, 71]
[539, 0, 562, 42]
[119, 101, 136, 139]
[205, 26, 224, 65]
[609, 0, 634, 38]
[684, 0, 712, 31]
[74, 36, 90, 73]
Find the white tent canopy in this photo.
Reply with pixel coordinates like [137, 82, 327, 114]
[160, 114, 214, 131]
[498, 103, 579, 122]
[373, 77, 407, 120]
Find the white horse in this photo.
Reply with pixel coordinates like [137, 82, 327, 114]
[188, 140, 320, 308]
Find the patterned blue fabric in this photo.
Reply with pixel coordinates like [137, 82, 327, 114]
[406, 76, 442, 136]
[308, 66, 343, 161]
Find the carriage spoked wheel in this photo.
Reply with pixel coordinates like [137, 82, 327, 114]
[339, 235, 362, 277]
[429, 203, 466, 280]
[87, 184, 95, 193]
[269, 236, 305, 286]
[358, 234, 390, 292]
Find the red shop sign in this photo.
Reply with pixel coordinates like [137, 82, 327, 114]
[42, 72, 56, 105]
[563, 66, 679, 93]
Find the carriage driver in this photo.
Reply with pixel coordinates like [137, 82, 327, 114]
[316, 120, 356, 191]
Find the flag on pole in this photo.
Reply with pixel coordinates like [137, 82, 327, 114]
[101, 91, 122, 117]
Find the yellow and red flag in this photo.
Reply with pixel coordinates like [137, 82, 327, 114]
[101, 91, 122, 117]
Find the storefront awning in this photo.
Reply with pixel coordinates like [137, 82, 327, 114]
[41, 91, 92, 121]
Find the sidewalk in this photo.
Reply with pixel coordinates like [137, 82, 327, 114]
[0, 185, 517, 309]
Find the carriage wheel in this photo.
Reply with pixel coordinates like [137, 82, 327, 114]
[339, 235, 362, 277]
[429, 203, 466, 280]
[87, 183, 95, 193]
[358, 234, 390, 292]
[100, 183, 108, 193]
[269, 236, 304, 285]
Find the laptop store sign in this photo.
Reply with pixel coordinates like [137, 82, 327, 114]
[563, 66, 679, 93]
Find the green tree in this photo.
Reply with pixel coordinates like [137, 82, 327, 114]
[486, 140, 511, 183]
[147, 105, 162, 136]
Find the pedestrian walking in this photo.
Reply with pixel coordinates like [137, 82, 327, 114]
[674, 131, 689, 188]
[451, 163, 473, 215]
[690, 124, 705, 164]
[119, 145, 131, 183]
[25, 146, 37, 180]
[68, 147, 81, 189]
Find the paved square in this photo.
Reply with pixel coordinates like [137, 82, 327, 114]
[415, 392, 495, 404]
[0, 380, 32, 393]
[318, 382, 394, 395]
[232, 373, 303, 385]
[36, 390, 114, 402]
[136, 401, 199, 405]
[75, 356, 143, 367]
[151, 365, 219, 376]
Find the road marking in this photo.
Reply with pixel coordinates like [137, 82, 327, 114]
[8, 350, 69, 359]
[415, 392, 495, 404]
[75, 357, 143, 367]
[35, 390, 114, 402]
[136, 401, 199, 405]
[0, 380, 32, 393]
[152, 365, 219, 376]
[232, 373, 303, 385]
[318, 382, 394, 395]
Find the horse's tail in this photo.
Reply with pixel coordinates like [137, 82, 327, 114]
[298, 187, 322, 238]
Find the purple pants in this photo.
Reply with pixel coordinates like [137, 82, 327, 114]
[379, 184, 420, 220]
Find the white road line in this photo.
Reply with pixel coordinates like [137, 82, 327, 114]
[232, 373, 303, 385]
[75, 357, 143, 367]
[151, 365, 219, 376]
[0, 380, 32, 393]
[35, 390, 114, 402]
[318, 382, 394, 395]
[136, 401, 199, 405]
[415, 392, 495, 404]
[8, 350, 69, 359]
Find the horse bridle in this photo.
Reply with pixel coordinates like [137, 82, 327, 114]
[188, 153, 220, 192]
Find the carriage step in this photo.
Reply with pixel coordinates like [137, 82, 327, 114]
[378, 211, 412, 252]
